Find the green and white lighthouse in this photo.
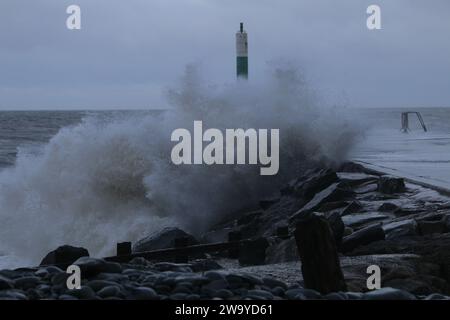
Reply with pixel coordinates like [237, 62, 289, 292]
[236, 23, 248, 79]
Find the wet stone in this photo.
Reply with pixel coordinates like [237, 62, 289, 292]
[86, 280, 121, 292]
[128, 287, 159, 300]
[14, 276, 41, 290]
[66, 286, 97, 300]
[0, 275, 14, 290]
[262, 277, 288, 290]
[363, 287, 416, 300]
[246, 289, 274, 300]
[97, 285, 123, 298]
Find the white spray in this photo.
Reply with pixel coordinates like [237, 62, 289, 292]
[0, 64, 362, 268]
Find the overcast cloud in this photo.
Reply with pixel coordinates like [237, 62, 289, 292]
[0, 0, 449, 109]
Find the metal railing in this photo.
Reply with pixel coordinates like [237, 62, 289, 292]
[401, 111, 427, 133]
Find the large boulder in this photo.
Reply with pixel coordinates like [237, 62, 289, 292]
[336, 172, 378, 187]
[338, 162, 367, 173]
[290, 183, 354, 222]
[73, 257, 122, 277]
[342, 212, 389, 228]
[377, 176, 406, 194]
[383, 219, 418, 240]
[40, 245, 89, 266]
[341, 223, 385, 253]
[289, 168, 339, 200]
[418, 220, 446, 235]
[132, 227, 199, 253]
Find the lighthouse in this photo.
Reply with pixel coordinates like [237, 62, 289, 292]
[236, 23, 248, 79]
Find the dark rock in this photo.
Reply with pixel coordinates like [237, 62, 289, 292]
[291, 183, 354, 221]
[377, 176, 406, 194]
[294, 168, 339, 200]
[50, 272, 69, 286]
[344, 227, 353, 236]
[202, 279, 229, 292]
[383, 278, 437, 295]
[96, 273, 128, 282]
[237, 273, 264, 285]
[354, 183, 378, 194]
[342, 212, 389, 228]
[172, 285, 192, 294]
[0, 290, 28, 300]
[174, 274, 209, 286]
[133, 227, 199, 253]
[444, 215, 450, 231]
[40, 245, 89, 266]
[86, 280, 120, 292]
[337, 172, 378, 187]
[259, 198, 280, 210]
[338, 162, 367, 173]
[271, 287, 285, 297]
[341, 201, 363, 216]
[363, 287, 416, 300]
[325, 292, 347, 300]
[201, 227, 231, 244]
[379, 202, 400, 212]
[418, 220, 446, 235]
[14, 276, 41, 290]
[58, 294, 78, 300]
[204, 271, 226, 281]
[170, 293, 189, 300]
[262, 277, 288, 290]
[128, 257, 150, 266]
[216, 289, 233, 299]
[152, 262, 193, 273]
[237, 211, 262, 226]
[0, 275, 14, 290]
[247, 289, 274, 300]
[416, 212, 445, 222]
[298, 288, 322, 299]
[319, 201, 349, 212]
[284, 288, 307, 300]
[0, 270, 23, 280]
[128, 287, 159, 300]
[238, 238, 269, 266]
[189, 259, 223, 272]
[294, 213, 347, 294]
[341, 223, 385, 253]
[425, 293, 450, 300]
[383, 219, 418, 240]
[73, 257, 122, 277]
[67, 286, 97, 300]
[35, 266, 64, 278]
[346, 292, 364, 299]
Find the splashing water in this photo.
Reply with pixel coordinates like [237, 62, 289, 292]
[0, 65, 362, 268]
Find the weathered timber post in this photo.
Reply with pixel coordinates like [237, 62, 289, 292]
[228, 231, 242, 259]
[294, 212, 347, 294]
[238, 238, 269, 266]
[174, 237, 189, 263]
[276, 226, 289, 239]
[116, 242, 132, 256]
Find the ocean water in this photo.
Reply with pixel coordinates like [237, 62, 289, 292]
[0, 106, 449, 269]
[0, 111, 86, 168]
[351, 107, 450, 190]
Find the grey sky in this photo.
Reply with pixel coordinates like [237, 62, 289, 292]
[0, 0, 449, 109]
